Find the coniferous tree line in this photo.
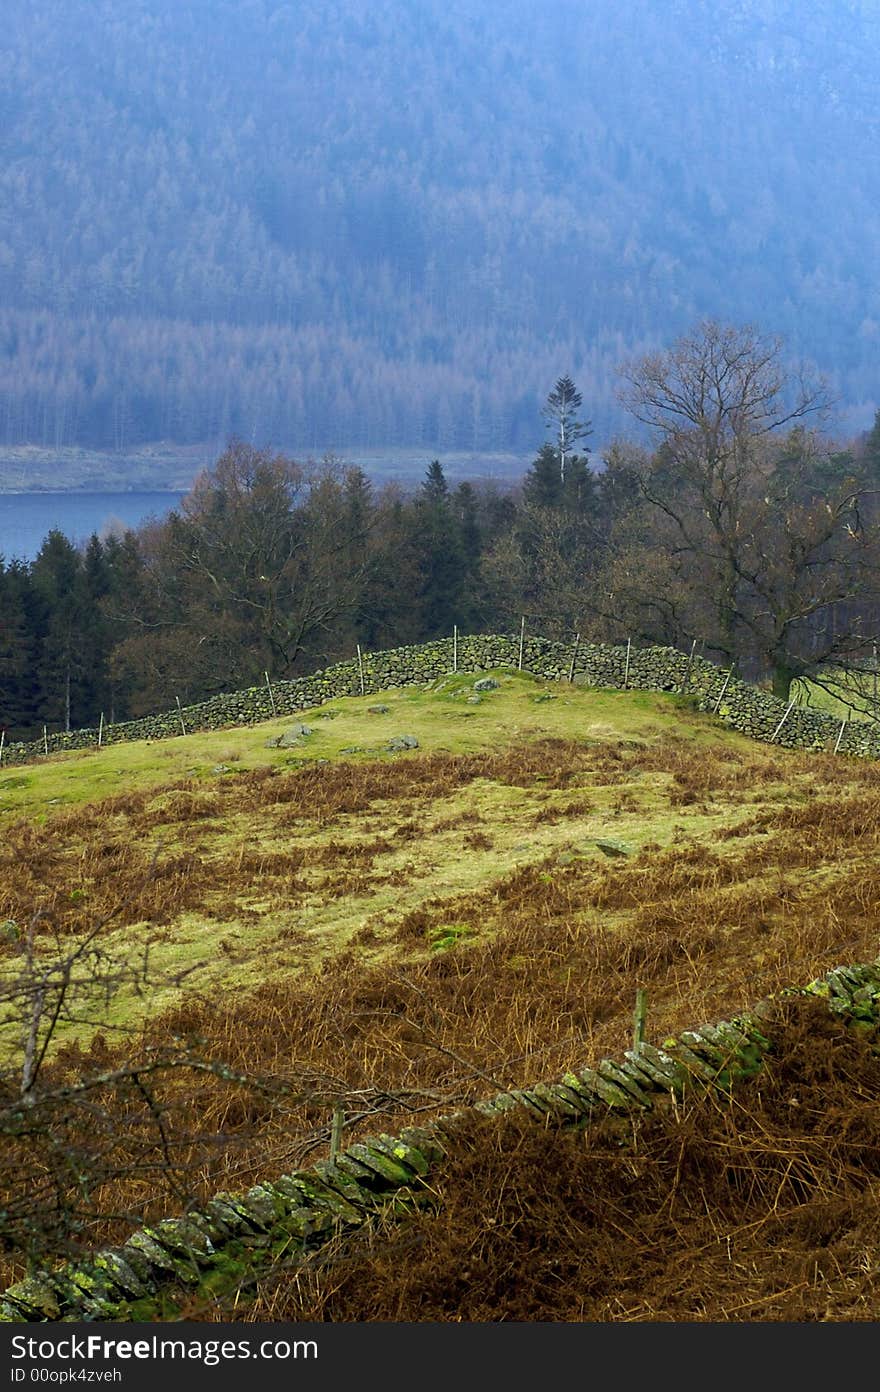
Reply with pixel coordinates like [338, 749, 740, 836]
[2, 2, 880, 452]
[4, 322, 880, 744]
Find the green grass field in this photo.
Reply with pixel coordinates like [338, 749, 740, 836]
[0, 668, 735, 825]
[797, 666, 880, 721]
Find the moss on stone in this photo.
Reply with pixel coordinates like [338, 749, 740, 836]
[342, 1142, 418, 1186]
[574, 1067, 633, 1110]
[596, 1059, 654, 1107]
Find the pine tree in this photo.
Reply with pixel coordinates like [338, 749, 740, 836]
[453, 481, 481, 560]
[31, 531, 86, 733]
[78, 534, 115, 724]
[415, 460, 466, 637]
[0, 560, 40, 738]
[421, 459, 449, 504]
[452, 481, 485, 629]
[561, 452, 599, 516]
[541, 376, 592, 485]
[522, 444, 564, 508]
[523, 443, 597, 516]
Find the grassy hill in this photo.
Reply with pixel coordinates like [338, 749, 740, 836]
[2, 669, 880, 1320]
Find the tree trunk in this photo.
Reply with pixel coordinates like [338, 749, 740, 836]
[771, 662, 796, 701]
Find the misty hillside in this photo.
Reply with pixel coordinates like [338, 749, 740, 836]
[1, 0, 879, 457]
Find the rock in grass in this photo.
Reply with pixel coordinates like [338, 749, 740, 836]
[593, 837, 632, 858]
[387, 734, 419, 751]
[265, 724, 314, 748]
[278, 724, 313, 745]
[473, 677, 499, 691]
[367, 703, 390, 714]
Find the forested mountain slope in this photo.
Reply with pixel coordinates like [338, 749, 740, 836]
[1, 0, 878, 454]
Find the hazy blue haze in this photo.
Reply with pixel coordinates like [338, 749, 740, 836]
[0, 493, 186, 564]
[1, 0, 878, 466]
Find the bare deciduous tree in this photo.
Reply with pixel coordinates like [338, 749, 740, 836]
[610, 322, 880, 697]
[106, 441, 374, 705]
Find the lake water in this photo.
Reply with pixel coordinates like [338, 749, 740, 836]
[0, 492, 186, 563]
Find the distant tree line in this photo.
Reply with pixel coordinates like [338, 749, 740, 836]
[4, 322, 880, 743]
[2, 1, 880, 451]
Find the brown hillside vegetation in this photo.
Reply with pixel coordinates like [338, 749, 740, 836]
[2, 706, 880, 1318]
[217, 997, 880, 1323]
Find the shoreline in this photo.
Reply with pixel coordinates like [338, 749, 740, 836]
[0, 443, 534, 494]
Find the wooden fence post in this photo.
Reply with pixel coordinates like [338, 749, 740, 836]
[834, 717, 847, 754]
[330, 1107, 345, 1158]
[680, 637, 697, 692]
[632, 989, 648, 1054]
[770, 697, 796, 743]
[568, 633, 580, 684]
[713, 667, 734, 714]
[623, 638, 631, 690]
[453, 625, 458, 673]
[356, 644, 365, 696]
[175, 696, 186, 737]
[97, 713, 104, 748]
[0, 730, 5, 766]
[264, 671, 277, 717]
[518, 616, 525, 671]
[43, 726, 49, 756]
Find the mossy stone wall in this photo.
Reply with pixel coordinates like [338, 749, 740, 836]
[2, 960, 879, 1323]
[3, 633, 878, 766]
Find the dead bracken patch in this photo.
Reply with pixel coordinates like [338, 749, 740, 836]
[4, 729, 880, 1314]
[196, 998, 880, 1323]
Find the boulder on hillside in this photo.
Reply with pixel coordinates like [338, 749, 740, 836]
[473, 678, 500, 691]
[387, 734, 419, 751]
[593, 837, 632, 858]
[266, 723, 314, 748]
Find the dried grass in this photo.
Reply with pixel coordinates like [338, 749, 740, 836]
[193, 998, 880, 1323]
[4, 732, 880, 1318]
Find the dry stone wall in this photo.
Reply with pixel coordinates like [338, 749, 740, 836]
[2, 959, 879, 1323]
[3, 634, 880, 767]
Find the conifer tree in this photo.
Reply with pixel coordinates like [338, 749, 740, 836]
[421, 459, 450, 504]
[415, 460, 466, 636]
[0, 560, 40, 737]
[31, 531, 86, 733]
[523, 444, 564, 508]
[541, 376, 592, 485]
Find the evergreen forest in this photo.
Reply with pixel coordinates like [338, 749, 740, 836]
[1, 0, 879, 458]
